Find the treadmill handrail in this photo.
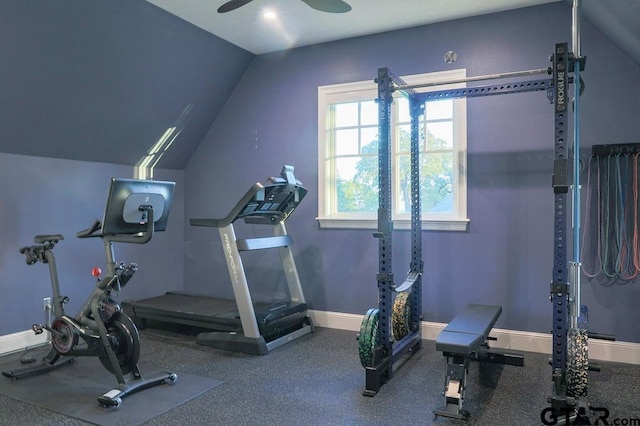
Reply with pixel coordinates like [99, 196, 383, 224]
[190, 182, 265, 228]
[190, 179, 307, 229]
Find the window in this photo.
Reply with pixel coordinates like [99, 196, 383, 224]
[317, 70, 469, 231]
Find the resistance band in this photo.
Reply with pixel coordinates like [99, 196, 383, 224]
[581, 153, 640, 280]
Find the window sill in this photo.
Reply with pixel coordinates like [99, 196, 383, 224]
[316, 217, 469, 231]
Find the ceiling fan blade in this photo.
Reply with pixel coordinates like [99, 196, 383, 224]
[217, 0, 255, 13]
[300, 0, 352, 13]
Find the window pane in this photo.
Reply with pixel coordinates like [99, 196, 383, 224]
[396, 152, 454, 215]
[334, 103, 359, 127]
[396, 124, 411, 153]
[426, 121, 453, 149]
[336, 156, 378, 213]
[397, 97, 410, 123]
[360, 127, 378, 153]
[421, 152, 454, 214]
[395, 153, 411, 214]
[335, 156, 359, 180]
[425, 100, 452, 120]
[335, 128, 359, 155]
[361, 101, 378, 126]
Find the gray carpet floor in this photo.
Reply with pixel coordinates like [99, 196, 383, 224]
[1, 326, 639, 425]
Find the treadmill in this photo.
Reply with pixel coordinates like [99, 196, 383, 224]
[122, 165, 313, 355]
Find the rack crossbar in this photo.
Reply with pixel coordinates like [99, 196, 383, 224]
[415, 78, 551, 102]
[393, 68, 550, 92]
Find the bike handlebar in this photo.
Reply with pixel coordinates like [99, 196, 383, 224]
[75, 206, 156, 244]
[20, 207, 156, 267]
[103, 206, 155, 245]
[76, 220, 102, 238]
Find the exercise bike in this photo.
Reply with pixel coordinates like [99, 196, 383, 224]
[2, 177, 177, 408]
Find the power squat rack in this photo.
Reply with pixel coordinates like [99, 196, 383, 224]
[358, 62, 552, 396]
[358, 5, 597, 418]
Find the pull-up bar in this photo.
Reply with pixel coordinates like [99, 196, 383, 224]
[392, 67, 550, 92]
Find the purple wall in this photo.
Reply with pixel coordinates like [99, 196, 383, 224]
[184, 3, 640, 343]
[0, 153, 184, 335]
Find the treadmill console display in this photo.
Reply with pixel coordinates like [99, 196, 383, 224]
[237, 168, 307, 225]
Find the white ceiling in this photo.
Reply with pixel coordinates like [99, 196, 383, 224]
[146, 0, 561, 55]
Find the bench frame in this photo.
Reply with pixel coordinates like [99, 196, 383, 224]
[433, 304, 524, 420]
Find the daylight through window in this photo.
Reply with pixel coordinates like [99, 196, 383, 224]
[317, 70, 469, 231]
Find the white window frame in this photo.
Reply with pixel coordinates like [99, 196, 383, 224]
[317, 70, 470, 231]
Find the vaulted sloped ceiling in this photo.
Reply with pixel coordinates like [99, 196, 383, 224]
[0, 0, 254, 170]
[0, 1, 637, 170]
[574, 0, 640, 67]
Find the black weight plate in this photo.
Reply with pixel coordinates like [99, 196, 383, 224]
[358, 308, 379, 368]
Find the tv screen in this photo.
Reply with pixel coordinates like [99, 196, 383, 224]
[101, 178, 175, 235]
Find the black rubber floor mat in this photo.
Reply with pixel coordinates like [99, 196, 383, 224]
[0, 356, 223, 425]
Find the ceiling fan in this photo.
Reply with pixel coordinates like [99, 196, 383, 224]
[217, 0, 352, 14]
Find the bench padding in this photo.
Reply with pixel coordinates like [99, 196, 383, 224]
[436, 304, 502, 355]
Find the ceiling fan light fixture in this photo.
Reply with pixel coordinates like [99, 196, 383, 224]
[217, 0, 254, 13]
[301, 0, 351, 13]
[217, 0, 352, 14]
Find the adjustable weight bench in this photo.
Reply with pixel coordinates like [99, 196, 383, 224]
[433, 304, 524, 420]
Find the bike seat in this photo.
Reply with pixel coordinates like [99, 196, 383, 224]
[34, 234, 64, 244]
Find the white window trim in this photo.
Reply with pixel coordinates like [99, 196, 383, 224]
[317, 70, 470, 231]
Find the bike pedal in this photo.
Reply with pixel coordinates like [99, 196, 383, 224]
[31, 324, 44, 334]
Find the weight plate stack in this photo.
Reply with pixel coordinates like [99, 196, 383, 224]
[392, 291, 411, 341]
[567, 328, 589, 398]
[358, 308, 379, 368]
